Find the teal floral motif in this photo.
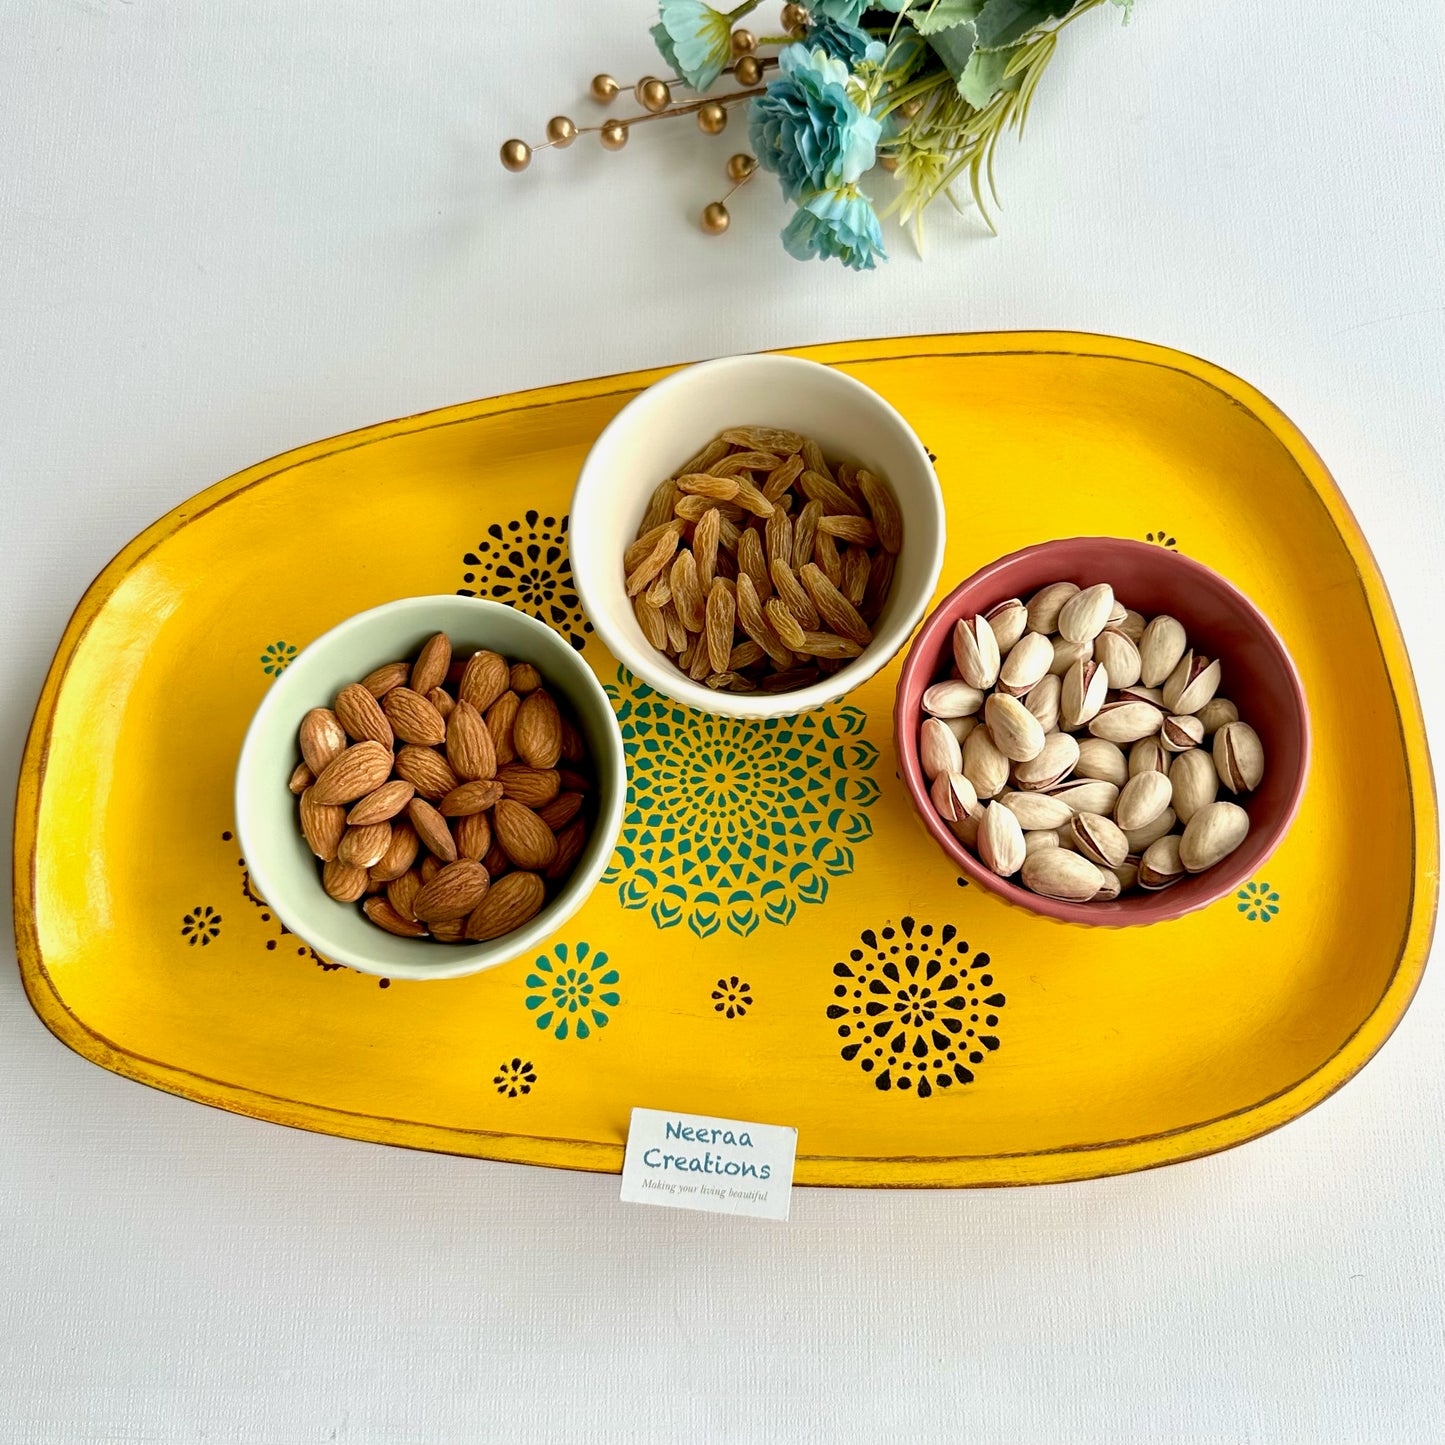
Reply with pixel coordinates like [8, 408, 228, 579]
[261, 641, 296, 675]
[524, 942, 620, 1041]
[1237, 880, 1280, 922]
[603, 667, 881, 938]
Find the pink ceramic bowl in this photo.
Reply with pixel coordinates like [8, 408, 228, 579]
[893, 538, 1311, 926]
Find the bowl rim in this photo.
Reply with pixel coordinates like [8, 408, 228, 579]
[234, 594, 625, 980]
[893, 537, 1312, 927]
[571, 352, 946, 718]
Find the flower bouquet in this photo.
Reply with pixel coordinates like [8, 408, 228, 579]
[501, 2, 1135, 269]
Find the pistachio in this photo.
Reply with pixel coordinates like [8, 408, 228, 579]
[1088, 700, 1165, 744]
[962, 724, 1010, 800]
[1046, 777, 1120, 816]
[1123, 807, 1177, 854]
[1024, 829, 1063, 856]
[1074, 737, 1129, 788]
[984, 693, 1046, 763]
[922, 679, 986, 718]
[919, 716, 963, 780]
[1092, 868, 1122, 901]
[1138, 834, 1185, 889]
[952, 614, 1001, 690]
[1021, 848, 1105, 902]
[1000, 789, 1075, 831]
[1213, 720, 1265, 793]
[1023, 673, 1062, 733]
[930, 770, 979, 823]
[948, 808, 983, 849]
[1114, 683, 1166, 709]
[1093, 628, 1142, 689]
[1139, 614, 1187, 688]
[1060, 658, 1109, 730]
[1162, 651, 1222, 715]
[1178, 800, 1250, 872]
[1013, 731, 1080, 790]
[977, 801, 1026, 877]
[997, 631, 1054, 696]
[1161, 713, 1205, 752]
[984, 597, 1029, 652]
[1025, 581, 1079, 635]
[1057, 583, 1115, 644]
[1113, 858, 1140, 893]
[1169, 747, 1218, 825]
[1107, 599, 1129, 628]
[1067, 811, 1129, 868]
[1049, 636, 1093, 677]
[1128, 736, 1171, 777]
[1196, 696, 1240, 736]
[943, 715, 979, 747]
[1114, 770, 1173, 832]
[1117, 608, 1147, 644]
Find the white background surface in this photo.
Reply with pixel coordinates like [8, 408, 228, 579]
[3, 2, 1443, 1441]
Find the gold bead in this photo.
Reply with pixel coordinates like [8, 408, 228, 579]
[697, 101, 728, 136]
[545, 115, 577, 148]
[878, 154, 898, 173]
[731, 28, 757, 56]
[600, 120, 629, 151]
[781, 4, 809, 39]
[734, 55, 762, 86]
[726, 152, 757, 184]
[499, 138, 532, 173]
[638, 77, 671, 112]
[590, 73, 619, 104]
[899, 97, 924, 119]
[701, 201, 731, 236]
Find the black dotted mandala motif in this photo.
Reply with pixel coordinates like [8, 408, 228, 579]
[828, 917, 1005, 1098]
[493, 1058, 537, 1097]
[458, 511, 592, 650]
[1145, 529, 1178, 550]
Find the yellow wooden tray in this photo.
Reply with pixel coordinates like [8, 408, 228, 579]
[13, 334, 1437, 1186]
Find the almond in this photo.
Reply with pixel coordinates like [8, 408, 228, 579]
[363, 896, 428, 937]
[347, 779, 415, 826]
[382, 687, 447, 746]
[493, 798, 558, 870]
[411, 632, 452, 695]
[386, 869, 423, 921]
[459, 650, 510, 712]
[393, 745, 460, 800]
[537, 791, 584, 831]
[482, 839, 512, 879]
[514, 689, 562, 769]
[411, 860, 491, 923]
[407, 798, 458, 863]
[497, 763, 560, 808]
[288, 760, 315, 795]
[439, 779, 505, 817]
[453, 810, 493, 862]
[337, 821, 392, 869]
[310, 740, 394, 805]
[299, 787, 347, 861]
[322, 858, 369, 902]
[544, 818, 587, 881]
[557, 767, 592, 794]
[509, 661, 542, 694]
[447, 699, 497, 780]
[426, 686, 455, 719]
[558, 718, 586, 764]
[463, 870, 545, 940]
[430, 917, 467, 942]
[368, 820, 419, 883]
[298, 708, 348, 775]
[485, 691, 520, 766]
[419, 854, 443, 885]
[334, 683, 394, 748]
[359, 660, 411, 698]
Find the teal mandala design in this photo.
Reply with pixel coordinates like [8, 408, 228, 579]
[602, 667, 881, 938]
[1236, 880, 1280, 922]
[261, 641, 296, 675]
[524, 942, 620, 1040]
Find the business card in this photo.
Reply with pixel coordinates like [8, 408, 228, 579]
[619, 1106, 797, 1220]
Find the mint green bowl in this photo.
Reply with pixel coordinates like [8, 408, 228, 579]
[235, 596, 624, 981]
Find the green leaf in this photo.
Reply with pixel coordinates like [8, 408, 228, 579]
[958, 43, 1023, 107]
[924, 18, 978, 85]
[1110, 0, 1135, 20]
[910, 0, 986, 36]
[973, 0, 1075, 50]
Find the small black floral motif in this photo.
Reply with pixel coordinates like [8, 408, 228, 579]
[493, 1058, 537, 1097]
[828, 917, 1005, 1098]
[180, 905, 222, 945]
[459, 511, 593, 650]
[1145, 529, 1178, 550]
[712, 976, 754, 1019]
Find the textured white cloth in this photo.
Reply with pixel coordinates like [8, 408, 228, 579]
[2, 2, 1442, 1441]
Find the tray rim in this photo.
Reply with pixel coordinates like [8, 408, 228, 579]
[12, 330, 1439, 1188]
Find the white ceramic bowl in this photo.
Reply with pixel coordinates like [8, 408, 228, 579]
[235, 596, 625, 982]
[570, 354, 946, 717]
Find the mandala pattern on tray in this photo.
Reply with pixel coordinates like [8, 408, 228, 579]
[603, 668, 880, 937]
[828, 917, 1005, 1098]
[524, 941, 620, 1041]
[1236, 880, 1281, 922]
[458, 511, 593, 650]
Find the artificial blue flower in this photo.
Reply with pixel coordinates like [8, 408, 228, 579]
[652, 1, 755, 92]
[807, 18, 886, 68]
[749, 45, 881, 202]
[782, 185, 887, 271]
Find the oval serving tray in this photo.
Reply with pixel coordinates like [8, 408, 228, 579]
[13, 333, 1437, 1187]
